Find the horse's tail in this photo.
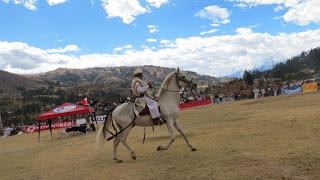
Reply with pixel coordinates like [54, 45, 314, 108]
[95, 110, 113, 151]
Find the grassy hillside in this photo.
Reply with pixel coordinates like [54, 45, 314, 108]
[1, 92, 320, 179]
[0, 70, 49, 93]
[244, 47, 320, 82]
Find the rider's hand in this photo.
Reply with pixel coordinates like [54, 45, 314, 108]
[147, 81, 153, 88]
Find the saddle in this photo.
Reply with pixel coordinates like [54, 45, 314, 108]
[130, 90, 165, 126]
[139, 106, 151, 116]
[138, 106, 162, 117]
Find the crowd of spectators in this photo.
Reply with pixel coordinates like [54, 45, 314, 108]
[81, 78, 319, 112]
[252, 86, 281, 99]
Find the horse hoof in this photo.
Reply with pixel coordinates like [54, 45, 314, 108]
[113, 158, 123, 163]
[132, 156, 137, 160]
[191, 147, 197, 151]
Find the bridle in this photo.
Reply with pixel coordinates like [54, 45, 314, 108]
[160, 72, 196, 93]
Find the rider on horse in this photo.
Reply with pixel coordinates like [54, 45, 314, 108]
[131, 68, 164, 125]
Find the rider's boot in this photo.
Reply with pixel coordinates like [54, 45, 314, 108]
[152, 116, 166, 126]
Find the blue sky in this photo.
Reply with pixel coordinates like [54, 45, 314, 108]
[0, 0, 320, 76]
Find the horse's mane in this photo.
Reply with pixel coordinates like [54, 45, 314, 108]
[156, 71, 176, 97]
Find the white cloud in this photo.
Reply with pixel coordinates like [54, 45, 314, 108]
[283, 0, 320, 26]
[200, 29, 218, 36]
[146, 0, 168, 8]
[1, 0, 37, 10]
[235, 27, 253, 34]
[0, 41, 69, 71]
[113, 47, 123, 53]
[211, 23, 220, 27]
[101, 0, 148, 24]
[2, 0, 166, 23]
[160, 39, 170, 44]
[123, 44, 133, 49]
[229, 0, 299, 7]
[1, 0, 68, 9]
[230, 0, 320, 26]
[234, 3, 249, 9]
[148, 25, 160, 33]
[113, 44, 133, 53]
[159, 39, 175, 48]
[195, 5, 231, 25]
[146, 38, 157, 43]
[2, 30, 320, 76]
[46, 45, 80, 53]
[47, 0, 67, 6]
[274, 5, 284, 12]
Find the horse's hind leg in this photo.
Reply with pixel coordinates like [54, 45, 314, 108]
[174, 119, 197, 151]
[119, 126, 137, 160]
[157, 119, 175, 151]
[112, 136, 122, 163]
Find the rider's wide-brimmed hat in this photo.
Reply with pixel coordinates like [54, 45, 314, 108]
[133, 68, 143, 76]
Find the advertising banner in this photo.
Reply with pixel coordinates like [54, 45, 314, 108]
[76, 118, 86, 125]
[179, 99, 212, 109]
[94, 115, 107, 123]
[282, 85, 302, 95]
[24, 121, 73, 133]
[303, 82, 318, 93]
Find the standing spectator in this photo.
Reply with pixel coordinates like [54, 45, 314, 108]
[261, 88, 266, 97]
[267, 87, 272, 96]
[234, 92, 239, 101]
[253, 87, 260, 99]
[274, 86, 278, 96]
[214, 95, 220, 104]
[209, 95, 214, 104]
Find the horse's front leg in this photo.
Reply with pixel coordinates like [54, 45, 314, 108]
[174, 119, 197, 151]
[157, 119, 175, 151]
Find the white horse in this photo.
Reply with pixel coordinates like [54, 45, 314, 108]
[96, 68, 197, 162]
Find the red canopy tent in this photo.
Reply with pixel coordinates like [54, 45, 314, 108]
[37, 102, 95, 141]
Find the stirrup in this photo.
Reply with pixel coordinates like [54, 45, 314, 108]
[153, 117, 166, 126]
[159, 116, 166, 125]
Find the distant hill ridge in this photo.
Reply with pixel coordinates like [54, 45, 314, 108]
[0, 70, 48, 93]
[33, 66, 219, 86]
[0, 66, 220, 94]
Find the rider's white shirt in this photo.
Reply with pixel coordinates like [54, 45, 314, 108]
[135, 81, 160, 118]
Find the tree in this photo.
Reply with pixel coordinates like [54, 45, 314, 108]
[243, 70, 254, 85]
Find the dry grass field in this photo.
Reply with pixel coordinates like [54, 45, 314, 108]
[1, 92, 320, 179]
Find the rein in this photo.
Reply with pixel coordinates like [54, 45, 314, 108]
[158, 73, 195, 93]
[160, 73, 193, 94]
[106, 114, 136, 141]
[159, 87, 183, 93]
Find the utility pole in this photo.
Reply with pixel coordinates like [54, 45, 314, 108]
[0, 113, 4, 136]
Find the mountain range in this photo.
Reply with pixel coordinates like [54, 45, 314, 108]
[0, 66, 220, 96]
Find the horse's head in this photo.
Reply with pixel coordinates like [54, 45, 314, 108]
[175, 68, 197, 90]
